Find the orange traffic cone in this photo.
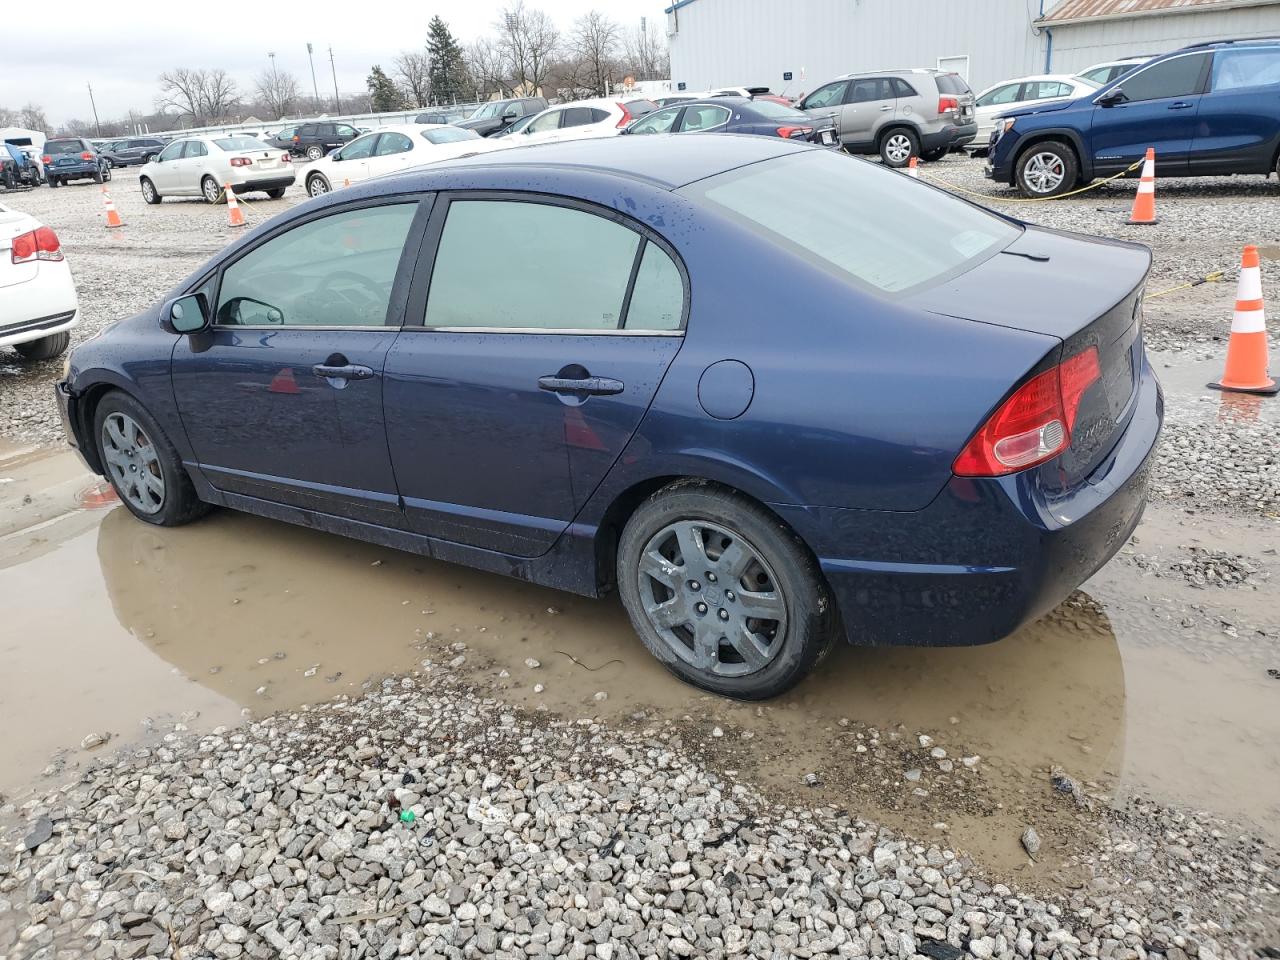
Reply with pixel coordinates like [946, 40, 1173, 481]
[1127, 147, 1158, 225]
[342, 177, 351, 188]
[101, 186, 124, 229]
[224, 184, 246, 228]
[906, 157, 919, 179]
[1209, 245, 1277, 395]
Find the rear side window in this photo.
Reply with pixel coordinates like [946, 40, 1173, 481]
[216, 204, 417, 327]
[891, 78, 919, 97]
[1211, 47, 1280, 91]
[562, 107, 609, 127]
[935, 73, 972, 95]
[375, 132, 414, 155]
[1117, 53, 1209, 102]
[1028, 81, 1072, 99]
[680, 105, 731, 131]
[625, 243, 684, 331]
[686, 149, 1019, 295]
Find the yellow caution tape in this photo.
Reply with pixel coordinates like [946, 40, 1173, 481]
[1145, 271, 1227, 300]
[918, 158, 1143, 203]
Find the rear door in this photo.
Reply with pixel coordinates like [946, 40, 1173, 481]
[1089, 52, 1211, 175]
[839, 77, 895, 148]
[1189, 46, 1280, 174]
[383, 194, 686, 557]
[677, 104, 732, 133]
[367, 131, 416, 178]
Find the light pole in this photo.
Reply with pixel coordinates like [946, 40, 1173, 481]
[86, 82, 102, 137]
[328, 46, 341, 115]
[306, 43, 321, 112]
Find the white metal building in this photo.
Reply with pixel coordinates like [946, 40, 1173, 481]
[665, 0, 1280, 96]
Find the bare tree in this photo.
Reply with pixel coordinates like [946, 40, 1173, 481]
[394, 51, 431, 107]
[496, 2, 560, 96]
[622, 20, 669, 82]
[566, 10, 621, 98]
[0, 106, 18, 126]
[254, 66, 300, 119]
[466, 38, 508, 100]
[200, 69, 239, 122]
[157, 68, 239, 126]
[18, 104, 49, 131]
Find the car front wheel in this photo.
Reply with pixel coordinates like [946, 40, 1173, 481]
[306, 174, 330, 197]
[879, 127, 919, 167]
[1015, 140, 1079, 197]
[94, 391, 210, 527]
[617, 483, 835, 700]
[140, 177, 161, 204]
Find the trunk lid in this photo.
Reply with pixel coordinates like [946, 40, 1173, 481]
[907, 226, 1150, 487]
[0, 208, 39, 289]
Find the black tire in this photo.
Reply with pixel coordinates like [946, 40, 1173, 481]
[13, 331, 70, 361]
[102, 165, 112, 183]
[92, 391, 210, 527]
[306, 174, 331, 198]
[1014, 139, 1080, 198]
[878, 127, 919, 167]
[616, 482, 836, 700]
[265, 187, 286, 199]
[92, 169, 104, 184]
[49, 176, 60, 189]
[201, 176, 221, 204]
[920, 146, 948, 162]
[140, 177, 161, 205]
[305, 144, 323, 161]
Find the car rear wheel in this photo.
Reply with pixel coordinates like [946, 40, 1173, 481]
[920, 146, 948, 162]
[102, 165, 112, 183]
[94, 391, 210, 527]
[265, 187, 286, 199]
[92, 169, 104, 184]
[201, 176, 221, 204]
[305, 145, 323, 161]
[49, 176, 60, 188]
[306, 174, 330, 197]
[617, 483, 836, 700]
[879, 127, 919, 167]
[1015, 140, 1079, 198]
[140, 177, 161, 204]
[12, 331, 70, 361]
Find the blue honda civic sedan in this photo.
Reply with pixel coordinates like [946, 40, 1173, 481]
[56, 135, 1162, 699]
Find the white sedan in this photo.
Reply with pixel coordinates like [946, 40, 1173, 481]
[304, 125, 505, 197]
[504, 97, 660, 147]
[0, 201, 78, 361]
[970, 74, 1099, 151]
[138, 135, 295, 204]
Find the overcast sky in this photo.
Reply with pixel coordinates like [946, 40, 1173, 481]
[4, 3, 667, 127]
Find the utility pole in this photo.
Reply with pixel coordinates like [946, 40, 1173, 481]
[328, 46, 341, 115]
[86, 82, 102, 137]
[306, 43, 321, 112]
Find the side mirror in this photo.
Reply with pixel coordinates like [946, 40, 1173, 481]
[1097, 88, 1126, 106]
[331, 152, 343, 162]
[162, 293, 210, 335]
[502, 108, 519, 122]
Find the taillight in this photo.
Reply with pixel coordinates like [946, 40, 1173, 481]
[280, 153, 292, 163]
[776, 126, 813, 139]
[230, 157, 251, 167]
[938, 96, 959, 114]
[10, 226, 63, 265]
[80, 151, 94, 161]
[616, 102, 633, 128]
[41, 154, 52, 165]
[953, 347, 1100, 477]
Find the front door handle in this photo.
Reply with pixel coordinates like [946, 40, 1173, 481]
[1168, 101, 1194, 110]
[538, 375, 625, 396]
[312, 363, 374, 381]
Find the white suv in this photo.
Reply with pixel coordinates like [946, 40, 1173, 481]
[0, 201, 78, 361]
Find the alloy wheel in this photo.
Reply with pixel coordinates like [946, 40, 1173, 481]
[306, 146, 323, 160]
[308, 176, 330, 197]
[884, 134, 912, 164]
[203, 178, 220, 203]
[141, 180, 156, 203]
[637, 520, 788, 678]
[1023, 152, 1066, 194]
[101, 412, 165, 514]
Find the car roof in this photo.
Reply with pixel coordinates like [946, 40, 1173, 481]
[418, 133, 806, 190]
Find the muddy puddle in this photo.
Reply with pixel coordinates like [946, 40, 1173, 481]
[1, 445, 1277, 875]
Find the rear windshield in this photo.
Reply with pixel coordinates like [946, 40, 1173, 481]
[214, 137, 264, 151]
[684, 150, 1019, 294]
[935, 73, 972, 95]
[749, 99, 810, 120]
[422, 127, 479, 144]
[45, 140, 86, 154]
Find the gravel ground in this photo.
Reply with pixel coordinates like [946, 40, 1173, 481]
[2, 668, 1276, 960]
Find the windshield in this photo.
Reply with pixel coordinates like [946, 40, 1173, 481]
[45, 140, 86, 155]
[685, 150, 1019, 295]
[214, 136, 265, 151]
[422, 127, 480, 144]
[749, 99, 810, 120]
[469, 102, 503, 121]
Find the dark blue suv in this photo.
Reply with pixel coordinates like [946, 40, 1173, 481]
[987, 38, 1280, 196]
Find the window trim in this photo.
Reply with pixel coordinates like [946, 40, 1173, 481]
[1091, 50, 1210, 104]
[204, 194, 435, 331]
[403, 190, 689, 337]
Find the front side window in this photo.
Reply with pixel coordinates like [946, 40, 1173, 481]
[426, 200, 641, 331]
[630, 107, 681, 134]
[216, 204, 417, 327]
[339, 135, 378, 161]
[1114, 53, 1209, 102]
[337, 125, 358, 137]
[527, 110, 563, 133]
[686, 150, 1019, 295]
[1211, 47, 1280, 92]
[1078, 66, 1112, 85]
[158, 141, 185, 162]
[680, 105, 730, 131]
[977, 83, 1022, 107]
[375, 132, 414, 156]
[803, 81, 847, 109]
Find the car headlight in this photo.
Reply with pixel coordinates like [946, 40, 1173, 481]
[994, 117, 1017, 137]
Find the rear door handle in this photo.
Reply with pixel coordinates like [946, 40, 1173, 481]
[879, 104, 893, 111]
[538, 375, 625, 396]
[1168, 101, 1194, 110]
[313, 363, 374, 381]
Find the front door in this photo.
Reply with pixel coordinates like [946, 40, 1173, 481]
[1089, 52, 1211, 176]
[384, 195, 687, 557]
[173, 200, 424, 525]
[151, 140, 186, 191]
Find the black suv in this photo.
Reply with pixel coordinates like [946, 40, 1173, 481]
[100, 137, 168, 168]
[268, 122, 359, 160]
[455, 98, 549, 137]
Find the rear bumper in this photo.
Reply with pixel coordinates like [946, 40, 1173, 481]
[774, 358, 1162, 647]
[229, 175, 295, 193]
[921, 121, 978, 152]
[0, 264, 79, 347]
[49, 162, 98, 177]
